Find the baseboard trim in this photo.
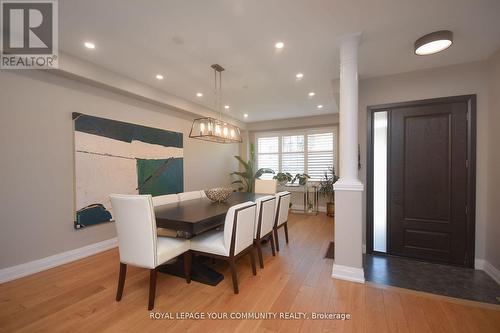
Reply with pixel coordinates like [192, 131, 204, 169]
[0, 238, 118, 284]
[332, 263, 365, 283]
[475, 259, 500, 285]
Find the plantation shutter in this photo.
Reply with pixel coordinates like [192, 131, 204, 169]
[307, 132, 334, 180]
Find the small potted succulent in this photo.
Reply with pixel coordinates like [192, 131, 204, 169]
[273, 172, 293, 186]
[318, 166, 339, 217]
[292, 173, 310, 186]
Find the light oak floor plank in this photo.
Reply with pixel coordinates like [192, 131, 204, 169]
[1, 213, 499, 333]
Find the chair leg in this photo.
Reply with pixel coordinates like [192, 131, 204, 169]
[255, 240, 264, 268]
[284, 222, 289, 243]
[274, 228, 280, 252]
[249, 248, 257, 275]
[148, 269, 157, 311]
[184, 252, 192, 284]
[116, 262, 127, 302]
[269, 234, 276, 256]
[229, 258, 239, 294]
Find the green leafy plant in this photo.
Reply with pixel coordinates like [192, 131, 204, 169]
[273, 172, 293, 185]
[292, 173, 310, 186]
[231, 143, 274, 192]
[318, 166, 340, 203]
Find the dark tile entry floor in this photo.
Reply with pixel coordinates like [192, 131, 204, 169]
[364, 254, 500, 304]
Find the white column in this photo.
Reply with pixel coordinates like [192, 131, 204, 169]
[332, 33, 365, 283]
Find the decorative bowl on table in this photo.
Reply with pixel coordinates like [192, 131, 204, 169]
[204, 187, 233, 203]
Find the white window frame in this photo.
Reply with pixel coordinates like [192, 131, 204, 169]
[254, 126, 338, 182]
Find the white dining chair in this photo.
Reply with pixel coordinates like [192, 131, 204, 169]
[178, 191, 202, 201]
[110, 194, 191, 310]
[152, 193, 179, 207]
[151, 193, 179, 237]
[189, 201, 257, 294]
[253, 195, 277, 268]
[254, 179, 277, 194]
[200, 190, 207, 198]
[273, 191, 291, 252]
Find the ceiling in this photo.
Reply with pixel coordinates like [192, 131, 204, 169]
[59, 0, 500, 122]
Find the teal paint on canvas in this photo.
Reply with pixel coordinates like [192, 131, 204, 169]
[136, 158, 183, 196]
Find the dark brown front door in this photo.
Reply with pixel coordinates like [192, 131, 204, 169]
[387, 96, 475, 266]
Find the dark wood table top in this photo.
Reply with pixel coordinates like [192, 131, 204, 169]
[154, 192, 266, 236]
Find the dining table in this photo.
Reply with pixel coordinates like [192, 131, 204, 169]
[154, 192, 266, 285]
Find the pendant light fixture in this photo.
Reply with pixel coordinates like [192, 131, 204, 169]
[414, 30, 453, 55]
[189, 64, 242, 143]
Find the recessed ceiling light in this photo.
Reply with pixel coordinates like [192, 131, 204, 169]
[414, 30, 453, 55]
[308, 92, 315, 97]
[224, 105, 230, 110]
[196, 92, 203, 97]
[155, 74, 164, 80]
[317, 105, 323, 109]
[244, 113, 248, 118]
[275, 41, 284, 49]
[84, 42, 95, 49]
[296, 73, 304, 79]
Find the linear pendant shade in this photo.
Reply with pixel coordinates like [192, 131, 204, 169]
[189, 117, 242, 143]
[189, 64, 242, 144]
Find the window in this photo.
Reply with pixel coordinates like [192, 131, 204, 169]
[307, 132, 334, 180]
[255, 128, 337, 181]
[282, 135, 304, 175]
[257, 136, 279, 179]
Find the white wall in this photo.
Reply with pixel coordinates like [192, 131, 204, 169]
[0, 69, 239, 269]
[486, 49, 500, 271]
[357, 60, 490, 262]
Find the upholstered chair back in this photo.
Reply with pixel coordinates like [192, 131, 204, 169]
[178, 191, 202, 201]
[254, 196, 276, 239]
[275, 192, 291, 227]
[110, 194, 157, 269]
[223, 202, 256, 256]
[254, 179, 277, 194]
[152, 193, 179, 207]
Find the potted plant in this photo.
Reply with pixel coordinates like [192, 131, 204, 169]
[292, 173, 310, 186]
[318, 166, 339, 217]
[273, 172, 293, 186]
[230, 143, 274, 192]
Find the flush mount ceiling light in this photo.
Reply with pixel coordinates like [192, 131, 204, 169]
[244, 113, 248, 118]
[155, 74, 164, 80]
[275, 41, 284, 49]
[196, 92, 203, 97]
[224, 105, 230, 110]
[296, 73, 304, 79]
[189, 64, 242, 144]
[84, 41, 95, 49]
[317, 105, 323, 109]
[414, 30, 453, 55]
[308, 92, 315, 97]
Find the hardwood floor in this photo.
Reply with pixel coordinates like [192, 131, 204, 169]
[1, 213, 499, 333]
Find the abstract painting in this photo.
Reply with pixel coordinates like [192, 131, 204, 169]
[73, 113, 183, 229]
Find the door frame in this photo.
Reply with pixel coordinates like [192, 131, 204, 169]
[366, 95, 476, 268]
